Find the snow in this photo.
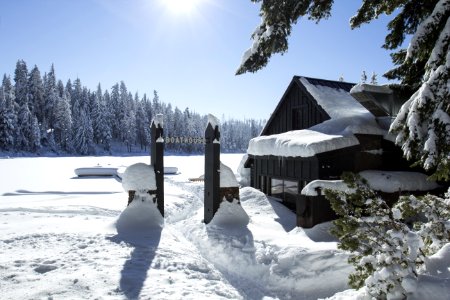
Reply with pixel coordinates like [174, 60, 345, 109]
[116, 192, 164, 234]
[248, 128, 360, 157]
[248, 77, 385, 158]
[406, 0, 450, 61]
[207, 113, 220, 130]
[301, 171, 439, 196]
[301, 180, 354, 196]
[121, 163, 156, 192]
[220, 161, 239, 188]
[299, 77, 373, 120]
[209, 199, 249, 228]
[0, 154, 448, 299]
[237, 154, 251, 186]
[359, 170, 440, 193]
[350, 83, 393, 95]
[152, 113, 164, 128]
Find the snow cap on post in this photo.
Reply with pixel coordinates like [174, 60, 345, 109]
[207, 113, 220, 130]
[152, 113, 164, 129]
[122, 163, 156, 192]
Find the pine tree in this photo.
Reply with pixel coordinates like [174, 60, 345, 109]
[370, 72, 378, 84]
[361, 70, 367, 83]
[109, 83, 120, 139]
[28, 65, 45, 120]
[0, 76, 17, 150]
[53, 80, 73, 152]
[135, 95, 150, 151]
[14, 60, 29, 108]
[43, 64, 59, 132]
[238, 0, 450, 180]
[73, 108, 94, 155]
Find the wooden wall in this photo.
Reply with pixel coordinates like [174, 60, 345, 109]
[262, 79, 330, 136]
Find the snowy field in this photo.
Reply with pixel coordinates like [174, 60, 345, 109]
[0, 154, 356, 299]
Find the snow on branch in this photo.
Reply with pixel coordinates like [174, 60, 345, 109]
[406, 0, 450, 61]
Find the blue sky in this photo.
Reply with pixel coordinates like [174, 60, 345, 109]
[0, 0, 400, 120]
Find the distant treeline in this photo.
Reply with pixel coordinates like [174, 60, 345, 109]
[0, 60, 265, 155]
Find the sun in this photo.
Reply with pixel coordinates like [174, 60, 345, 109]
[162, 0, 203, 15]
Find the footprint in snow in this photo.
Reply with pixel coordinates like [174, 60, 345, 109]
[34, 264, 58, 274]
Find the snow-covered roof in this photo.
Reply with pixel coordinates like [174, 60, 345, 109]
[350, 83, 393, 95]
[248, 77, 385, 158]
[300, 170, 440, 196]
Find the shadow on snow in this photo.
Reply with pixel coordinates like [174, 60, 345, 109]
[107, 229, 162, 300]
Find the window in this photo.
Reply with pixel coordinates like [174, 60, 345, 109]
[270, 178, 299, 204]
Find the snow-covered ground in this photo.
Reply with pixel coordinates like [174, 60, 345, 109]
[0, 154, 352, 299]
[1, 154, 448, 299]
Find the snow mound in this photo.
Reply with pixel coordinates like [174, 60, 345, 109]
[301, 180, 353, 196]
[121, 163, 156, 192]
[220, 162, 239, 187]
[359, 170, 440, 193]
[237, 154, 250, 187]
[209, 199, 249, 228]
[116, 192, 164, 234]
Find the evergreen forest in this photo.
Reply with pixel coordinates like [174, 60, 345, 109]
[0, 60, 265, 156]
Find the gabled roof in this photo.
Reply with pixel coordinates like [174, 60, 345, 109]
[261, 76, 356, 135]
[248, 76, 386, 158]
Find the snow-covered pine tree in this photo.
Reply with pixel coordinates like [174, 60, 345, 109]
[389, 0, 450, 180]
[118, 82, 129, 142]
[135, 95, 150, 151]
[370, 72, 378, 84]
[28, 65, 45, 121]
[101, 89, 113, 150]
[43, 64, 58, 131]
[73, 108, 94, 155]
[122, 91, 136, 152]
[109, 83, 120, 140]
[30, 114, 42, 152]
[326, 173, 450, 299]
[53, 80, 73, 152]
[238, 0, 450, 180]
[16, 102, 41, 152]
[14, 60, 29, 108]
[152, 90, 161, 114]
[361, 70, 367, 83]
[0, 76, 17, 150]
[90, 84, 101, 144]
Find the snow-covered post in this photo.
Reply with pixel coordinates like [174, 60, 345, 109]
[150, 114, 164, 217]
[204, 114, 221, 224]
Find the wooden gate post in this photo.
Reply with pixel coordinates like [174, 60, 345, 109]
[151, 114, 164, 217]
[204, 115, 221, 224]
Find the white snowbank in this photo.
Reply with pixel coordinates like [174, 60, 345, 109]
[359, 170, 440, 193]
[220, 162, 239, 187]
[121, 163, 156, 192]
[301, 180, 353, 196]
[115, 192, 164, 234]
[301, 171, 439, 196]
[209, 199, 249, 228]
[237, 154, 251, 187]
